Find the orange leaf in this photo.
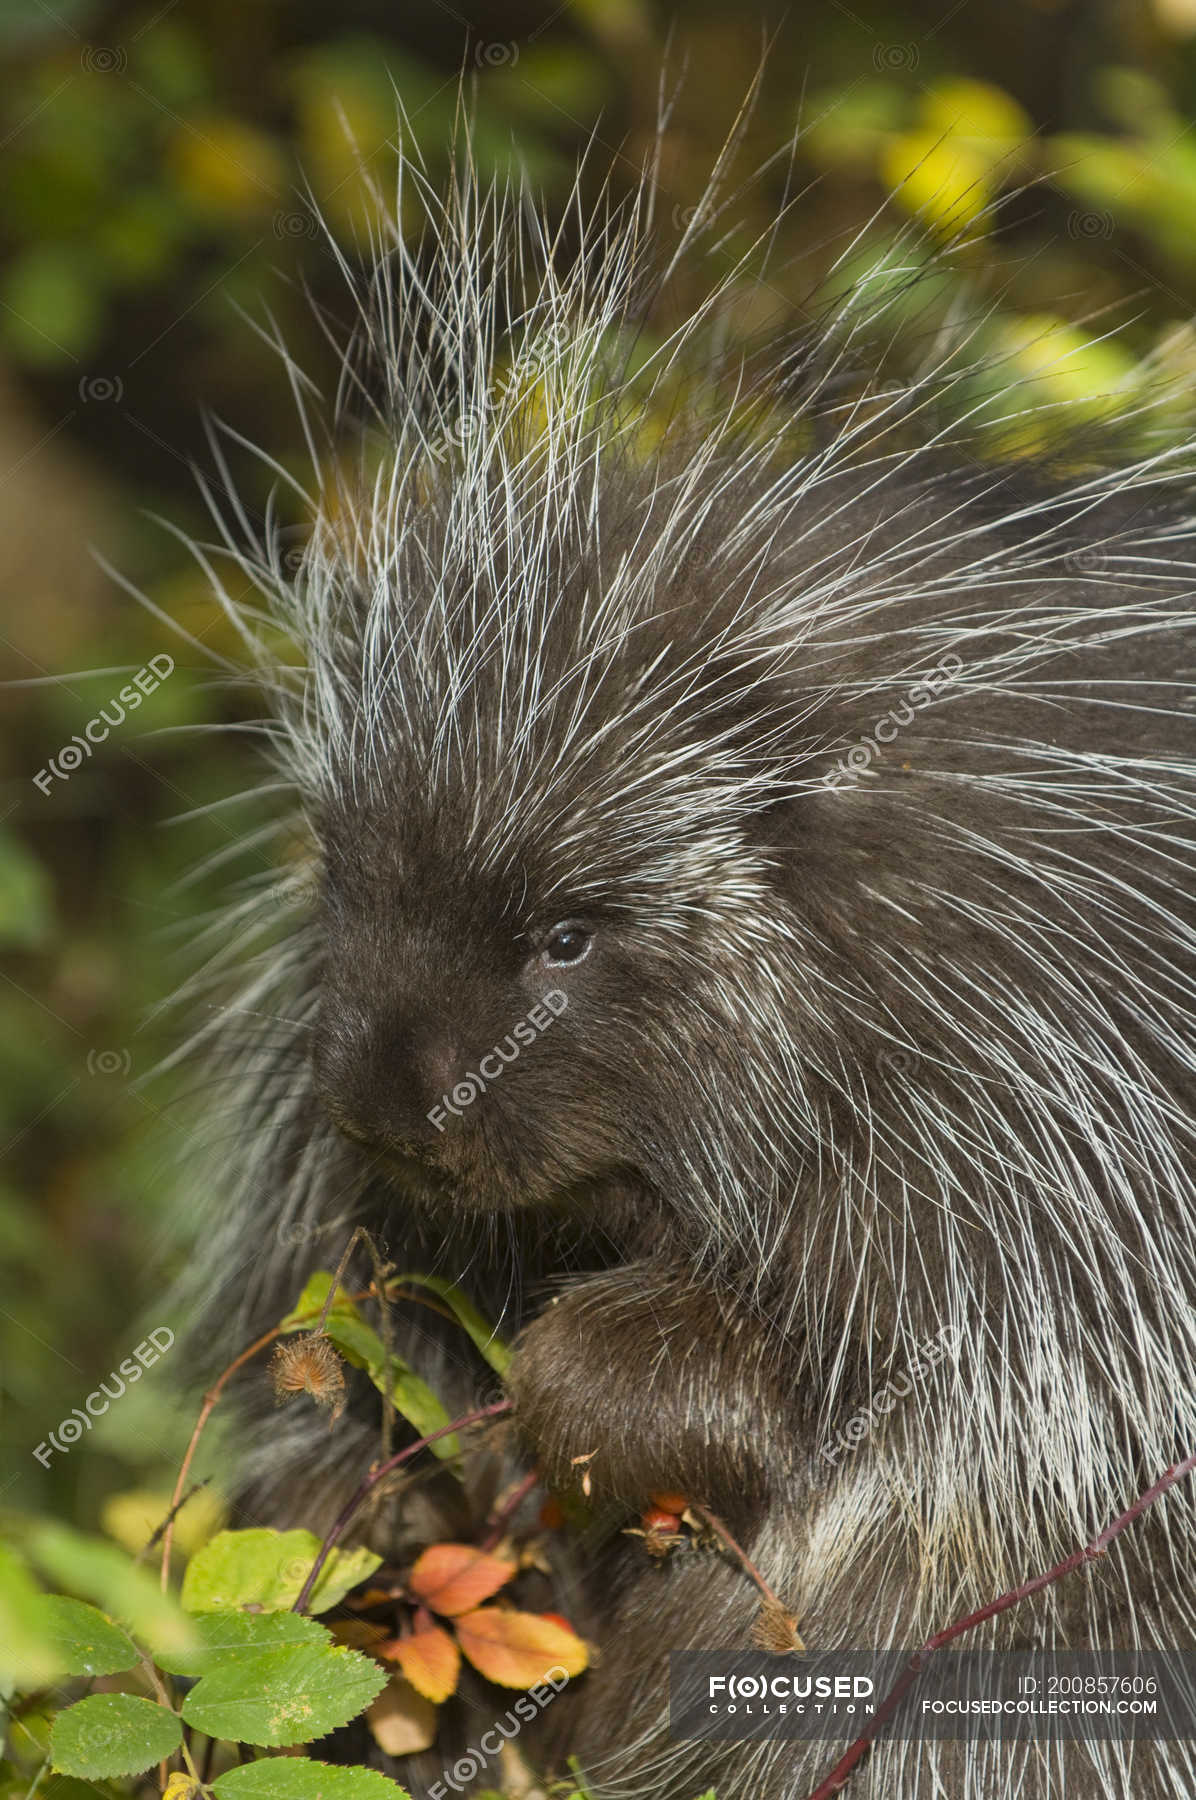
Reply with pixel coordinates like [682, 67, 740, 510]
[380, 1622, 462, 1703]
[366, 1675, 439, 1756]
[408, 1543, 517, 1617]
[454, 1606, 590, 1688]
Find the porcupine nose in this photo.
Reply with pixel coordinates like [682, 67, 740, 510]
[314, 1007, 462, 1153]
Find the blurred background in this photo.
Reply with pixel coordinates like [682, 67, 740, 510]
[4, 0, 1196, 1542]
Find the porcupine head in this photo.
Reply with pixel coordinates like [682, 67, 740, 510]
[301, 177, 856, 1314]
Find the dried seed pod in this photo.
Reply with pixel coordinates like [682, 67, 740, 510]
[268, 1332, 346, 1419]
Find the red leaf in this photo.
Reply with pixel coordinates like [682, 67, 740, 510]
[408, 1543, 517, 1617]
[380, 1622, 462, 1703]
[454, 1606, 590, 1688]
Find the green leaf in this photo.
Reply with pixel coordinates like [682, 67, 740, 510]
[16, 1780, 122, 1800]
[155, 1608, 330, 1675]
[0, 829, 53, 949]
[181, 1528, 381, 1616]
[0, 245, 102, 365]
[0, 1545, 63, 1686]
[181, 1643, 387, 1746]
[26, 1522, 194, 1657]
[280, 1274, 459, 1458]
[213, 1758, 410, 1800]
[563, 1755, 597, 1797]
[50, 1694, 181, 1780]
[31, 1596, 138, 1677]
[388, 1273, 513, 1378]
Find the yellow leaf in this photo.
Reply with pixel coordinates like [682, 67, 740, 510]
[881, 131, 993, 232]
[381, 1623, 461, 1704]
[169, 117, 286, 218]
[101, 1487, 225, 1558]
[918, 78, 1031, 148]
[454, 1607, 589, 1689]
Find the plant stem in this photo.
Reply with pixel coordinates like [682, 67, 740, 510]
[689, 1502, 790, 1616]
[480, 1465, 541, 1552]
[315, 1226, 397, 1479]
[159, 1323, 281, 1591]
[158, 1281, 383, 1589]
[144, 1657, 206, 1794]
[804, 1447, 1196, 1800]
[291, 1400, 513, 1615]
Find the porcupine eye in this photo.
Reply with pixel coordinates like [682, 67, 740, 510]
[542, 921, 592, 966]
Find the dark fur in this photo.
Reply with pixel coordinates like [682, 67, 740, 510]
[183, 177, 1196, 1799]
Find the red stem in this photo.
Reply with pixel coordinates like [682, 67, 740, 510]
[804, 1447, 1196, 1800]
[160, 1283, 381, 1592]
[690, 1502, 790, 1616]
[480, 1465, 541, 1553]
[291, 1400, 513, 1615]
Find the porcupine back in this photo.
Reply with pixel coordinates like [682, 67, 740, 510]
[166, 129, 1196, 1798]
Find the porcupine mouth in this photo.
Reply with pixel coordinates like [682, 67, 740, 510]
[322, 1086, 649, 1223]
[366, 1130, 647, 1225]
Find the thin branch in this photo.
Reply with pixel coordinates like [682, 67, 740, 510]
[21, 1750, 52, 1800]
[143, 1655, 206, 1794]
[159, 1283, 377, 1590]
[480, 1466, 541, 1553]
[160, 1322, 282, 1591]
[690, 1502, 790, 1615]
[315, 1226, 397, 1478]
[161, 1245, 462, 1589]
[804, 1448, 1196, 1800]
[291, 1400, 513, 1615]
[137, 1479, 210, 1565]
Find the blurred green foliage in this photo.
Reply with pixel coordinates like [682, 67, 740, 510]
[4, 0, 1196, 1605]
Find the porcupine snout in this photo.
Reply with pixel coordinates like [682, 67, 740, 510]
[312, 989, 463, 1155]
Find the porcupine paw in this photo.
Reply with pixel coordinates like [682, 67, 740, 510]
[506, 1265, 778, 1529]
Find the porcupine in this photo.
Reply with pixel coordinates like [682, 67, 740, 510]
[170, 123, 1196, 1800]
